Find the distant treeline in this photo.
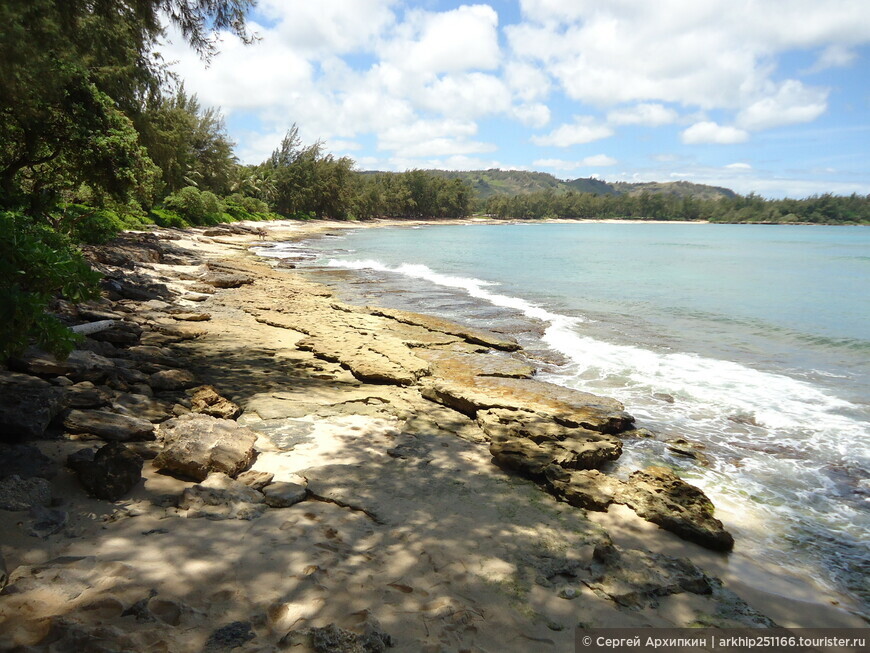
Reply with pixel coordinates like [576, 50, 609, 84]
[485, 190, 870, 224]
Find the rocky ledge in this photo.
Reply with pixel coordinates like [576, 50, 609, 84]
[0, 224, 804, 652]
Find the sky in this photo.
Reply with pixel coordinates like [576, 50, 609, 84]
[162, 0, 870, 198]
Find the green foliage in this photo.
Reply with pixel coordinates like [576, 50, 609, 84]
[149, 208, 190, 229]
[485, 189, 870, 224]
[163, 186, 227, 224]
[351, 170, 474, 219]
[0, 212, 102, 360]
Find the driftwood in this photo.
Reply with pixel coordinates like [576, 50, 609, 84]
[70, 320, 116, 335]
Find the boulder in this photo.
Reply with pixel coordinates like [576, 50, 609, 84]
[666, 438, 710, 465]
[178, 472, 265, 520]
[262, 481, 307, 508]
[154, 414, 257, 481]
[149, 369, 197, 391]
[0, 475, 52, 511]
[64, 409, 155, 441]
[64, 381, 110, 408]
[616, 466, 734, 551]
[199, 272, 253, 288]
[86, 320, 142, 346]
[236, 470, 274, 490]
[190, 385, 242, 420]
[545, 466, 623, 511]
[10, 348, 116, 382]
[0, 371, 65, 441]
[110, 393, 174, 423]
[481, 408, 622, 478]
[0, 444, 56, 480]
[68, 442, 144, 500]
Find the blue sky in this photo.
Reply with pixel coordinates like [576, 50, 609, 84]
[164, 0, 870, 198]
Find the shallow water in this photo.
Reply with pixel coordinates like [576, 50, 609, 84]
[255, 222, 870, 609]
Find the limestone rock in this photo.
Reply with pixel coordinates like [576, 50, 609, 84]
[0, 475, 51, 511]
[666, 438, 710, 465]
[262, 481, 307, 507]
[153, 322, 208, 340]
[190, 385, 242, 420]
[236, 470, 274, 490]
[616, 466, 734, 551]
[68, 442, 144, 500]
[283, 622, 395, 653]
[481, 409, 623, 478]
[111, 393, 174, 423]
[199, 271, 253, 288]
[170, 311, 211, 322]
[64, 409, 155, 441]
[0, 371, 65, 441]
[149, 368, 197, 391]
[370, 306, 520, 351]
[179, 472, 265, 520]
[422, 375, 634, 434]
[154, 414, 257, 481]
[545, 467, 623, 511]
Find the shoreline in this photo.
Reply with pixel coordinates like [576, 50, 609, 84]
[0, 219, 865, 650]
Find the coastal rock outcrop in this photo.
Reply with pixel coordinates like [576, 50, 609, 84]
[154, 414, 257, 481]
[616, 466, 735, 551]
[545, 467, 623, 511]
[178, 472, 265, 520]
[481, 408, 623, 477]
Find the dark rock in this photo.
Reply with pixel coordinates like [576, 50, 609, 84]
[0, 444, 56, 480]
[190, 385, 242, 420]
[283, 622, 394, 653]
[654, 393, 676, 403]
[0, 474, 52, 510]
[666, 438, 710, 465]
[64, 409, 155, 441]
[616, 466, 734, 551]
[65, 381, 111, 409]
[88, 320, 142, 346]
[154, 414, 257, 481]
[0, 551, 6, 590]
[101, 277, 172, 302]
[28, 506, 68, 538]
[69, 442, 144, 501]
[0, 372, 65, 441]
[11, 348, 116, 382]
[205, 621, 255, 651]
[149, 368, 197, 391]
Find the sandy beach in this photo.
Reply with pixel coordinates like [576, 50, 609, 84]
[0, 218, 865, 652]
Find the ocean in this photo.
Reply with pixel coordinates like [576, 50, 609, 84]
[256, 221, 870, 610]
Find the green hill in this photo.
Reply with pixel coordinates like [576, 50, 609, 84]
[403, 169, 736, 201]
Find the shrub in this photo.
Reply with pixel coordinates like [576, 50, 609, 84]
[163, 186, 226, 225]
[0, 212, 102, 360]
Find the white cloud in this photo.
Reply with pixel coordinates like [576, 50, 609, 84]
[416, 73, 512, 119]
[681, 121, 749, 144]
[508, 0, 870, 126]
[531, 117, 614, 146]
[511, 103, 551, 128]
[736, 80, 828, 131]
[535, 155, 617, 170]
[379, 4, 500, 74]
[805, 44, 857, 73]
[725, 162, 752, 170]
[377, 118, 495, 158]
[607, 103, 679, 126]
[504, 61, 551, 102]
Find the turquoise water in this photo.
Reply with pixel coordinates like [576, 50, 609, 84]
[258, 222, 870, 608]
